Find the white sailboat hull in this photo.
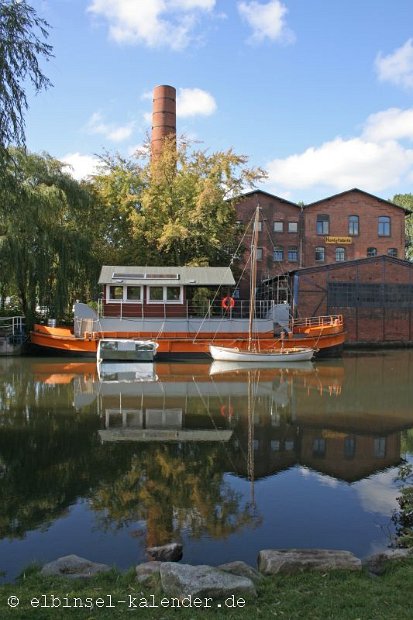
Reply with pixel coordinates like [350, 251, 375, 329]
[209, 345, 315, 363]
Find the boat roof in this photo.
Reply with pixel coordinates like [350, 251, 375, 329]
[99, 265, 235, 286]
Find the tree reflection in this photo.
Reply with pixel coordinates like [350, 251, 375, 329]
[91, 442, 260, 548]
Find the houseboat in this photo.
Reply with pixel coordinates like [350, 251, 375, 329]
[30, 265, 346, 358]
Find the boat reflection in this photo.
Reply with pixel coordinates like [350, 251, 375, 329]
[63, 355, 413, 482]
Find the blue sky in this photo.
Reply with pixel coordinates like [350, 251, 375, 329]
[26, 0, 413, 204]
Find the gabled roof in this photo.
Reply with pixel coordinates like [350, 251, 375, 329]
[304, 188, 411, 213]
[99, 265, 235, 286]
[285, 254, 413, 276]
[237, 188, 301, 209]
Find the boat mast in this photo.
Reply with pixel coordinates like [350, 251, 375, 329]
[248, 207, 260, 351]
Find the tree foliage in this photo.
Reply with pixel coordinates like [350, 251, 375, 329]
[0, 0, 52, 160]
[92, 136, 267, 267]
[390, 194, 413, 260]
[0, 149, 101, 322]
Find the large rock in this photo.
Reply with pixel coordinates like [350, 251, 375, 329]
[160, 563, 256, 599]
[363, 548, 413, 576]
[258, 549, 361, 575]
[41, 555, 111, 579]
[147, 543, 183, 562]
[218, 561, 264, 584]
[136, 561, 162, 583]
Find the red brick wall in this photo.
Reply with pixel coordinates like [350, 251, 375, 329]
[303, 190, 406, 267]
[294, 257, 413, 344]
[235, 191, 301, 297]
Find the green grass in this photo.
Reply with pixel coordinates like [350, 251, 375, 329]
[1, 560, 413, 619]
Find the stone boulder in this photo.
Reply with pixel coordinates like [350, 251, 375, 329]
[41, 555, 111, 579]
[160, 563, 257, 599]
[136, 561, 162, 583]
[363, 548, 413, 576]
[258, 549, 361, 575]
[147, 542, 183, 562]
[218, 561, 264, 584]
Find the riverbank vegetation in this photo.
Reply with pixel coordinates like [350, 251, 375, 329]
[2, 559, 413, 619]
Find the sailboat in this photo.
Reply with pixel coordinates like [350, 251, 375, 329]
[209, 208, 316, 363]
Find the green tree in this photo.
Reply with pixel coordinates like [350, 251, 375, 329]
[390, 194, 413, 260]
[0, 0, 52, 160]
[0, 148, 99, 323]
[92, 137, 266, 267]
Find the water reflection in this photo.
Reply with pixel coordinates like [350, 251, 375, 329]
[0, 351, 413, 581]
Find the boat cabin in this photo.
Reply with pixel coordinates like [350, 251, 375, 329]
[98, 266, 235, 319]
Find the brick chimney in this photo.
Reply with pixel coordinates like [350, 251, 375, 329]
[151, 84, 176, 161]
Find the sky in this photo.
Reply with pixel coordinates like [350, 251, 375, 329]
[25, 0, 413, 204]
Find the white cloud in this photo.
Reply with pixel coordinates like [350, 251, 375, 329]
[265, 107, 413, 195]
[362, 108, 413, 143]
[177, 87, 216, 117]
[61, 153, 101, 180]
[355, 469, 399, 515]
[375, 39, 413, 89]
[86, 111, 135, 142]
[238, 0, 294, 44]
[87, 0, 216, 50]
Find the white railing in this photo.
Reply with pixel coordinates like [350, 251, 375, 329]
[291, 314, 343, 328]
[0, 316, 25, 336]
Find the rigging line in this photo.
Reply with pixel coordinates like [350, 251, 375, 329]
[192, 376, 239, 472]
[191, 212, 257, 344]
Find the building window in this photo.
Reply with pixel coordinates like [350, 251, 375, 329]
[367, 247, 377, 257]
[256, 247, 263, 261]
[316, 214, 329, 235]
[313, 438, 326, 458]
[273, 221, 283, 232]
[344, 436, 356, 459]
[273, 246, 284, 261]
[374, 437, 386, 458]
[147, 286, 183, 303]
[335, 247, 345, 262]
[315, 246, 325, 261]
[288, 221, 298, 233]
[288, 246, 298, 262]
[378, 216, 391, 236]
[348, 215, 359, 236]
[388, 248, 398, 257]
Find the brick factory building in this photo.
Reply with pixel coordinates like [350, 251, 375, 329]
[289, 255, 413, 345]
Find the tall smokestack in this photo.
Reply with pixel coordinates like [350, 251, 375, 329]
[151, 84, 176, 161]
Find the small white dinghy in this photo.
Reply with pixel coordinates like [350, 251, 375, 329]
[97, 338, 158, 362]
[209, 344, 315, 363]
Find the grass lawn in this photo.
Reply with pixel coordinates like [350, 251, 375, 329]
[1, 560, 413, 619]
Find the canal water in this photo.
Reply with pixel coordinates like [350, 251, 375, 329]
[0, 350, 412, 583]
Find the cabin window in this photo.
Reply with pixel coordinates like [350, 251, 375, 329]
[107, 285, 143, 303]
[288, 247, 298, 262]
[166, 286, 181, 301]
[315, 246, 325, 261]
[388, 248, 398, 257]
[367, 247, 377, 257]
[316, 214, 329, 235]
[348, 215, 359, 236]
[335, 247, 345, 262]
[126, 286, 142, 301]
[108, 286, 123, 300]
[378, 216, 391, 236]
[273, 246, 284, 261]
[273, 221, 284, 232]
[288, 221, 298, 233]
[147, 286, 183, 303]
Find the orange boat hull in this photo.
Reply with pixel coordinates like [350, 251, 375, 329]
[30, 323, 345, 358]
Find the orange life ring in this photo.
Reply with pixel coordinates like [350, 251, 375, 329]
[220, 404, 234, 418]
[221, 296, 235, 310]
